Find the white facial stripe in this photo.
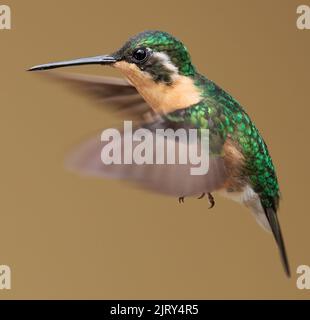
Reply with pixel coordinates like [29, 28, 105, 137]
[152, 52, 179, 76]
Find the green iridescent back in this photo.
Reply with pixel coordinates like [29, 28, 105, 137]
[166, 75, 280, 210]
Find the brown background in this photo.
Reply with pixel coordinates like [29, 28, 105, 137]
[0, 0, 309, 299]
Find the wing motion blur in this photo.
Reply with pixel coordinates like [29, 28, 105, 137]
[43, 72, 227, 196]
[41, 71, 156, 122]
[66, 126, 227, 197]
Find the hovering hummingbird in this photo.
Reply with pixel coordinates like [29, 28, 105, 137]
[28, 30, 290, 276]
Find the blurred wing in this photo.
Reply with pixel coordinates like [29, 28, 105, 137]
[41, 71, 156, 122]
[65, 124, 227, 197]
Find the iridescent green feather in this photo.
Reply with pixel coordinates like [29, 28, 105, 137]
[166, 75, 280, 210]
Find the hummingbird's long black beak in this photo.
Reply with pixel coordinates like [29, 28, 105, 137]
[27, 55, 117, 71]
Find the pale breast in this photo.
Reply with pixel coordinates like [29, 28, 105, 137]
[114, 61, 202, 114]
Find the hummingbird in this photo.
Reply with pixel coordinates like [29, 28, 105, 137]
[28, 30, 290, 277]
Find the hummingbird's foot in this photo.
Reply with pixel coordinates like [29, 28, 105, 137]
[207, 193, 215, 209]
[197, 192, 205, 199]
[178, 196, 185, 204]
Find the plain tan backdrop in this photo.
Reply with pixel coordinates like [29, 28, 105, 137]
[0, 0, 309, 299]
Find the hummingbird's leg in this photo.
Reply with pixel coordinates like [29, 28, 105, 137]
[207, 193, 215, 209]
[197, 192, 205, 199]
[178, 196, 185, 203]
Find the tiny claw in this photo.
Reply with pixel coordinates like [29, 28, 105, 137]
[197, 193, 205, 200]
[208, 193, 215, 209]
[179, 196, 185, 204]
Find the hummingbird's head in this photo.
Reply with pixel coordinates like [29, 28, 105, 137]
[28, 30, 202, 114]
[113, 30, 196, 84]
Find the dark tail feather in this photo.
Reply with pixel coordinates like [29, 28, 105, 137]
[265, 207, 291, 277]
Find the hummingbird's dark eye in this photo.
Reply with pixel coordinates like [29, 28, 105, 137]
[132, 48, 148, 63]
